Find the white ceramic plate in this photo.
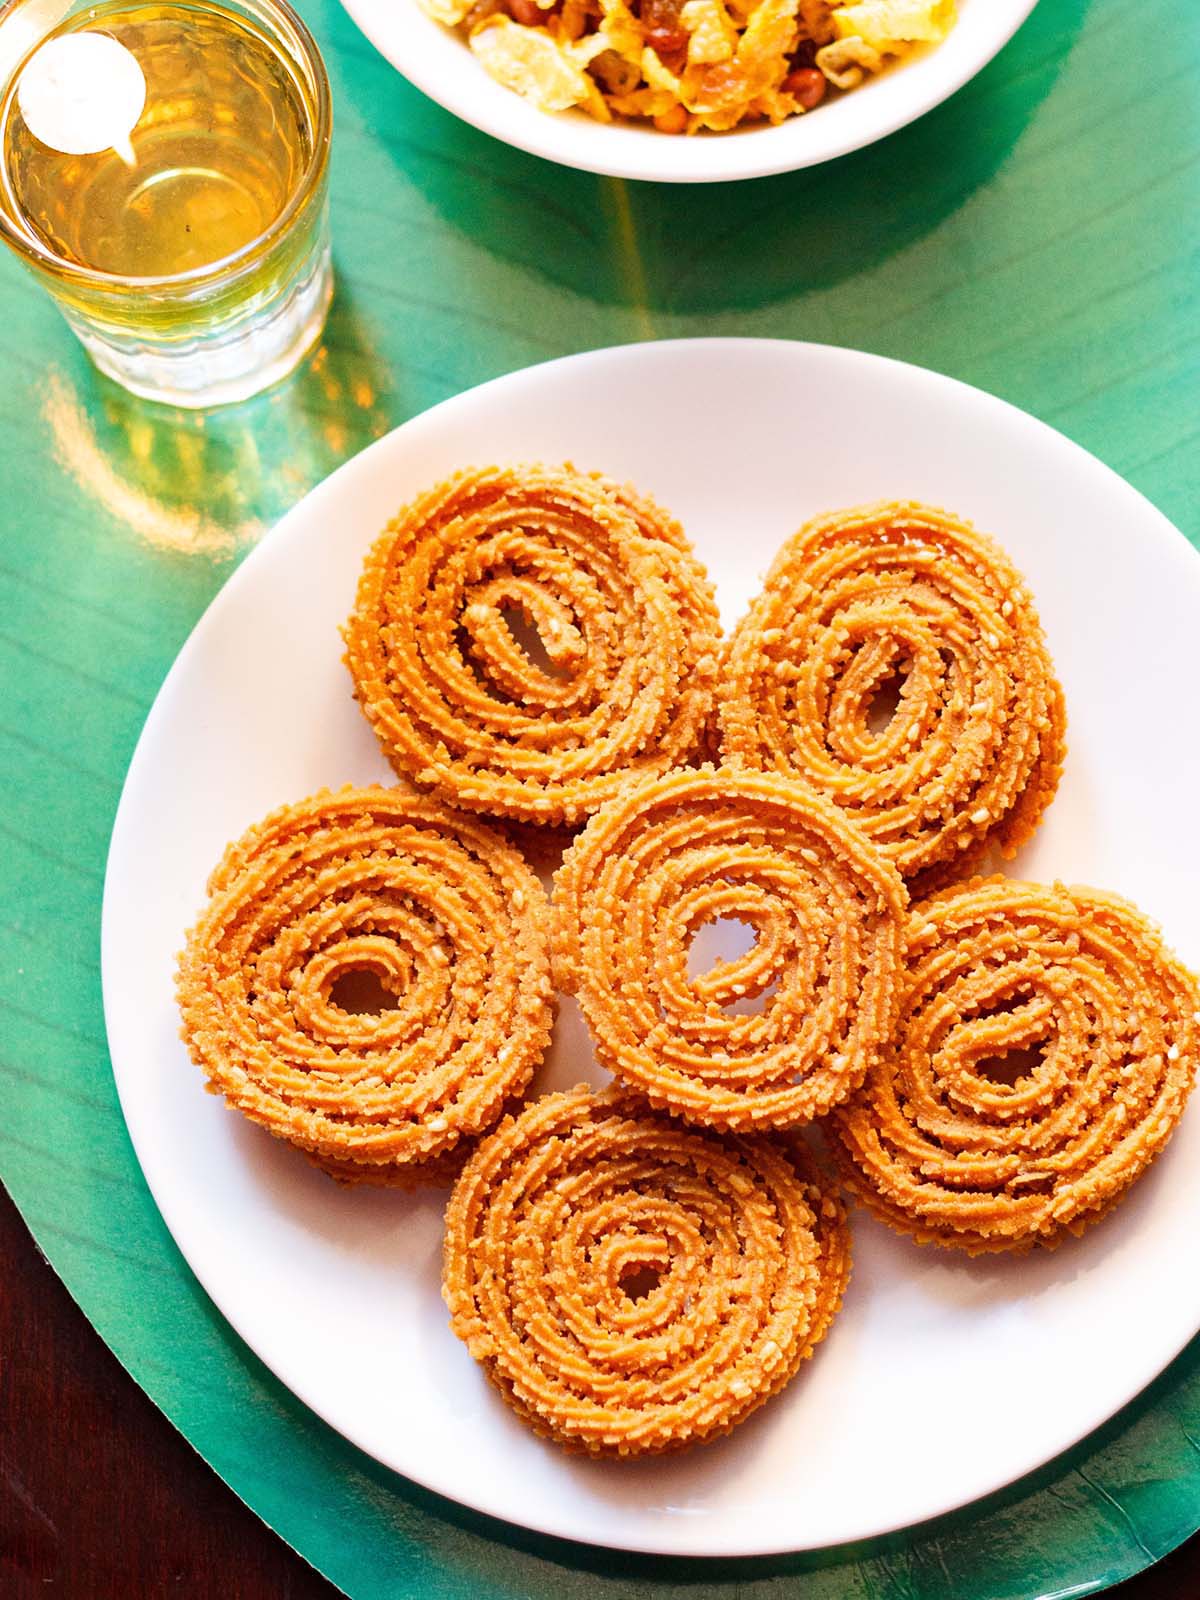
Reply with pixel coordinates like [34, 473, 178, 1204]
[103, 339, 1200, 1558]
[339, 0, 1039, 183]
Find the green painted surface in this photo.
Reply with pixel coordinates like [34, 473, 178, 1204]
[2, 0, 1199, 1593]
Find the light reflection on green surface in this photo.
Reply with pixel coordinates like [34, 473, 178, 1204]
[41, 278, 396, 559]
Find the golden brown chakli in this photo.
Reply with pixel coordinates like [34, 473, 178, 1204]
[719, 502, 1067, 889]
[443, 1085, 851, 1456]
[176, 786, 554, 1186]
[553, 766, 909, 1130]
[343, 464, 722, 826]
[829, 877, 1200, 1253]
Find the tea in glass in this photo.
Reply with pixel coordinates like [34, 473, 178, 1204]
[0, 0, 332, 406]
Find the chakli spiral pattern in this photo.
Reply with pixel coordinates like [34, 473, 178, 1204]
[343, 465, 722, 826]
[553, 766, 908, 1130]
[443, 1086, 851, 1455]
[829, 877, 1200, 1253]
[719, 502, 1067, 888]
[176, 786, 554, 1185]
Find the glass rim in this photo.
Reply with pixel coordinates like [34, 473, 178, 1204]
[0, 0, 332, 293]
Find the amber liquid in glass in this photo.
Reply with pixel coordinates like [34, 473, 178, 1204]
[0, 0, 314, 278]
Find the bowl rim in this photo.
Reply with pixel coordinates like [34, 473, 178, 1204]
[337, 0, 1041, 184]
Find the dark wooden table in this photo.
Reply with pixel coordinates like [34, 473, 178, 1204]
[1, 1185, 1196, 1600]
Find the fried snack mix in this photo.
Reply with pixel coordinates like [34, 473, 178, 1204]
[425, 0, 955, 132]
[176, 786, 554, 1185]
[344, 465, 721, 826]
[830, 878, 1200, 1253]
[719, 502, 1066, 890]
[443, 1085, 851, 1454]
[553, 766, 908, 1130]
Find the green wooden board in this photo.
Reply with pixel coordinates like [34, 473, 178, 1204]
[3, 0, 1199, 1593]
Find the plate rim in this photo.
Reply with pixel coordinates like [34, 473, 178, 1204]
[102, 336, 1200, 1559]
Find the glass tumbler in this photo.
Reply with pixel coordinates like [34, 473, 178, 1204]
[0, 0, 332, 406]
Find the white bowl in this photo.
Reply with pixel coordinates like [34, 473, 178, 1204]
[339, 0, 1040, 183]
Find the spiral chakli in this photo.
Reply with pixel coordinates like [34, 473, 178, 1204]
[176, 786, 554, 1185]
[443, 1086, 851, 1455]
[829, 878, 1200, 1253]
[553, 767, 909, 1131]
[343, 465, 722, 826]
[719, 502, 1067, 888]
